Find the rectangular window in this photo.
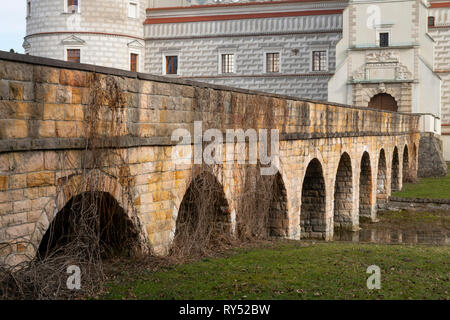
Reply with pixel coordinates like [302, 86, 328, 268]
[221, 54, 234, 74]
[266, 53, 280, 73]
[312, 51, 327, 71]
[27, 1, 31, 17]
[130, 53, 138, 72]
[166, 56, 178, 75]
[67, 0, 78, 13]
[428, 16, 435, 27]
[379, 32, 389, 47]
[67, 49, 80, 63]
[128, 2, 138, 18]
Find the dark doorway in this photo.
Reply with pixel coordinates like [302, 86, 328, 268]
[368, 93, 398, 112]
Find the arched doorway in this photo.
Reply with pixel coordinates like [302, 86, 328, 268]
[334, 153, 353, 230]
[301, 159, 326, 239]
[359, 152, 373, 221]
[368, 93, 398, 112]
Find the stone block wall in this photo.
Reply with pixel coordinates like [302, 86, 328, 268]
[0, 51, 420, 265]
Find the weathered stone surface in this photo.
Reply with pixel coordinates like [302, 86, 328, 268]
[418, 133, 448, 177]
[0, 54, 423, 266]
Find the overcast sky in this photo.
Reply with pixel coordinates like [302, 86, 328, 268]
[0, 2, 26, 53]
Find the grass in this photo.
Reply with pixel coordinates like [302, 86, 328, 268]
[100, 241, 449, 300]
[392, 164, 450, 199]
[371, 210, 450, 231]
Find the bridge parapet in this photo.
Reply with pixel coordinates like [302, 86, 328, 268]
[0, 51, 419, 153]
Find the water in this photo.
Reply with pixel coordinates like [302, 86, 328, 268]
[334, 228, 450, 245]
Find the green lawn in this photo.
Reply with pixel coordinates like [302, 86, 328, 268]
[392, 164, 450, 199]
[101, 242, 450, 300]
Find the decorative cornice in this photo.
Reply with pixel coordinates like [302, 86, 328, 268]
[25, 31, 144, 41]
[144, 9, 344, 24]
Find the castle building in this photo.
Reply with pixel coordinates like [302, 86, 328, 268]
[23, 0, 449, 162]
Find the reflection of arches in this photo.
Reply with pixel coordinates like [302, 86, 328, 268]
[402, 145, 410, 183]
[301, 159, 326, 239]
[173, 172, 231, 252]
[368, 93, 398, 112]
[333, 153, 353, 230]
[359, 152, 373, 220]
[391, 147, 400, 192]
[377, 149, 388, 204]
[38, 192, 139, 259]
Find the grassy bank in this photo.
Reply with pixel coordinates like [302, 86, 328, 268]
[100, 242, 449, 300]
[392, 164, 450, 199]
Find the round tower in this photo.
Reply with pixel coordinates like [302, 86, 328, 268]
[24, 0, 147, 72]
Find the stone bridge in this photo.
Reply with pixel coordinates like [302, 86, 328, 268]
[0, 52, 420, 265]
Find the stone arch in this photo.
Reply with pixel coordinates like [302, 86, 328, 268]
[402, 144, 410, 183]
[300, 158, 326, 239]
[376, 148, 388, 205]
[333, 152, 353, 230]
[252, 171, 289, 238]
[172, 171, 231, 252]
[359, 151, 373, 221]
[37, 191, 140, 259]
[391, 146, 400, 192]
[359, 85, 402, 110]
[29, 169, 146, 260]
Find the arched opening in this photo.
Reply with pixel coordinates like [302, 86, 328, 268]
[301, 159, 326, 239]
[391, 147, 400, 192]
[173, 172, 230, 255]
[359, 152, 373, 221]
[376, 149, 388, 205]
[368, 93, 398, 112]
[266, 173, 288, 238]
[402, 145, 410, 183]
[333, 153, 353, 230]
[38, 192, 139, 260]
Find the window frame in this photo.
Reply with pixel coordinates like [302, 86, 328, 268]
[264, 51, 281, 73]
[218, 50, 236, 74]
[309, 48, 329, 72]
[163, 55, 179, 75]
[64, 0, 81, 14]
[375, 28, 391, 47]
[27, 1, 31, 17]
[129, 49, 141, 72]
[128, 1, 139, 19]
[428, 16, 435, 27]
[65, 48, 81, 64]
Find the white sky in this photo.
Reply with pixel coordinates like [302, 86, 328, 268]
[0, 1, 26, 53]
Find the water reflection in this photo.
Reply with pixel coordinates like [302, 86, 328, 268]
[334, 228, 450, 245]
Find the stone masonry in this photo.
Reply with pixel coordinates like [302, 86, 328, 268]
[0, 51, 420, 266]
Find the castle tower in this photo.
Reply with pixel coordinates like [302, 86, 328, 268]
[24, 0, 147, 72]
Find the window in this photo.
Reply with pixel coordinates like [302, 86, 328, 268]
[128, 2, 138, 18]
[130, 53, 138, 72]
[379, 32, 389, 47]
[428, 16, 435, 27]
[165, 56, 178, 75]
[67, 0, 78, 13]
[67, 49, 80, 63]
[221, 54, 234, 74]
[27, 1, 31, 17]
[266, 53, 280, 73]
[312, 51, 327, 71]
